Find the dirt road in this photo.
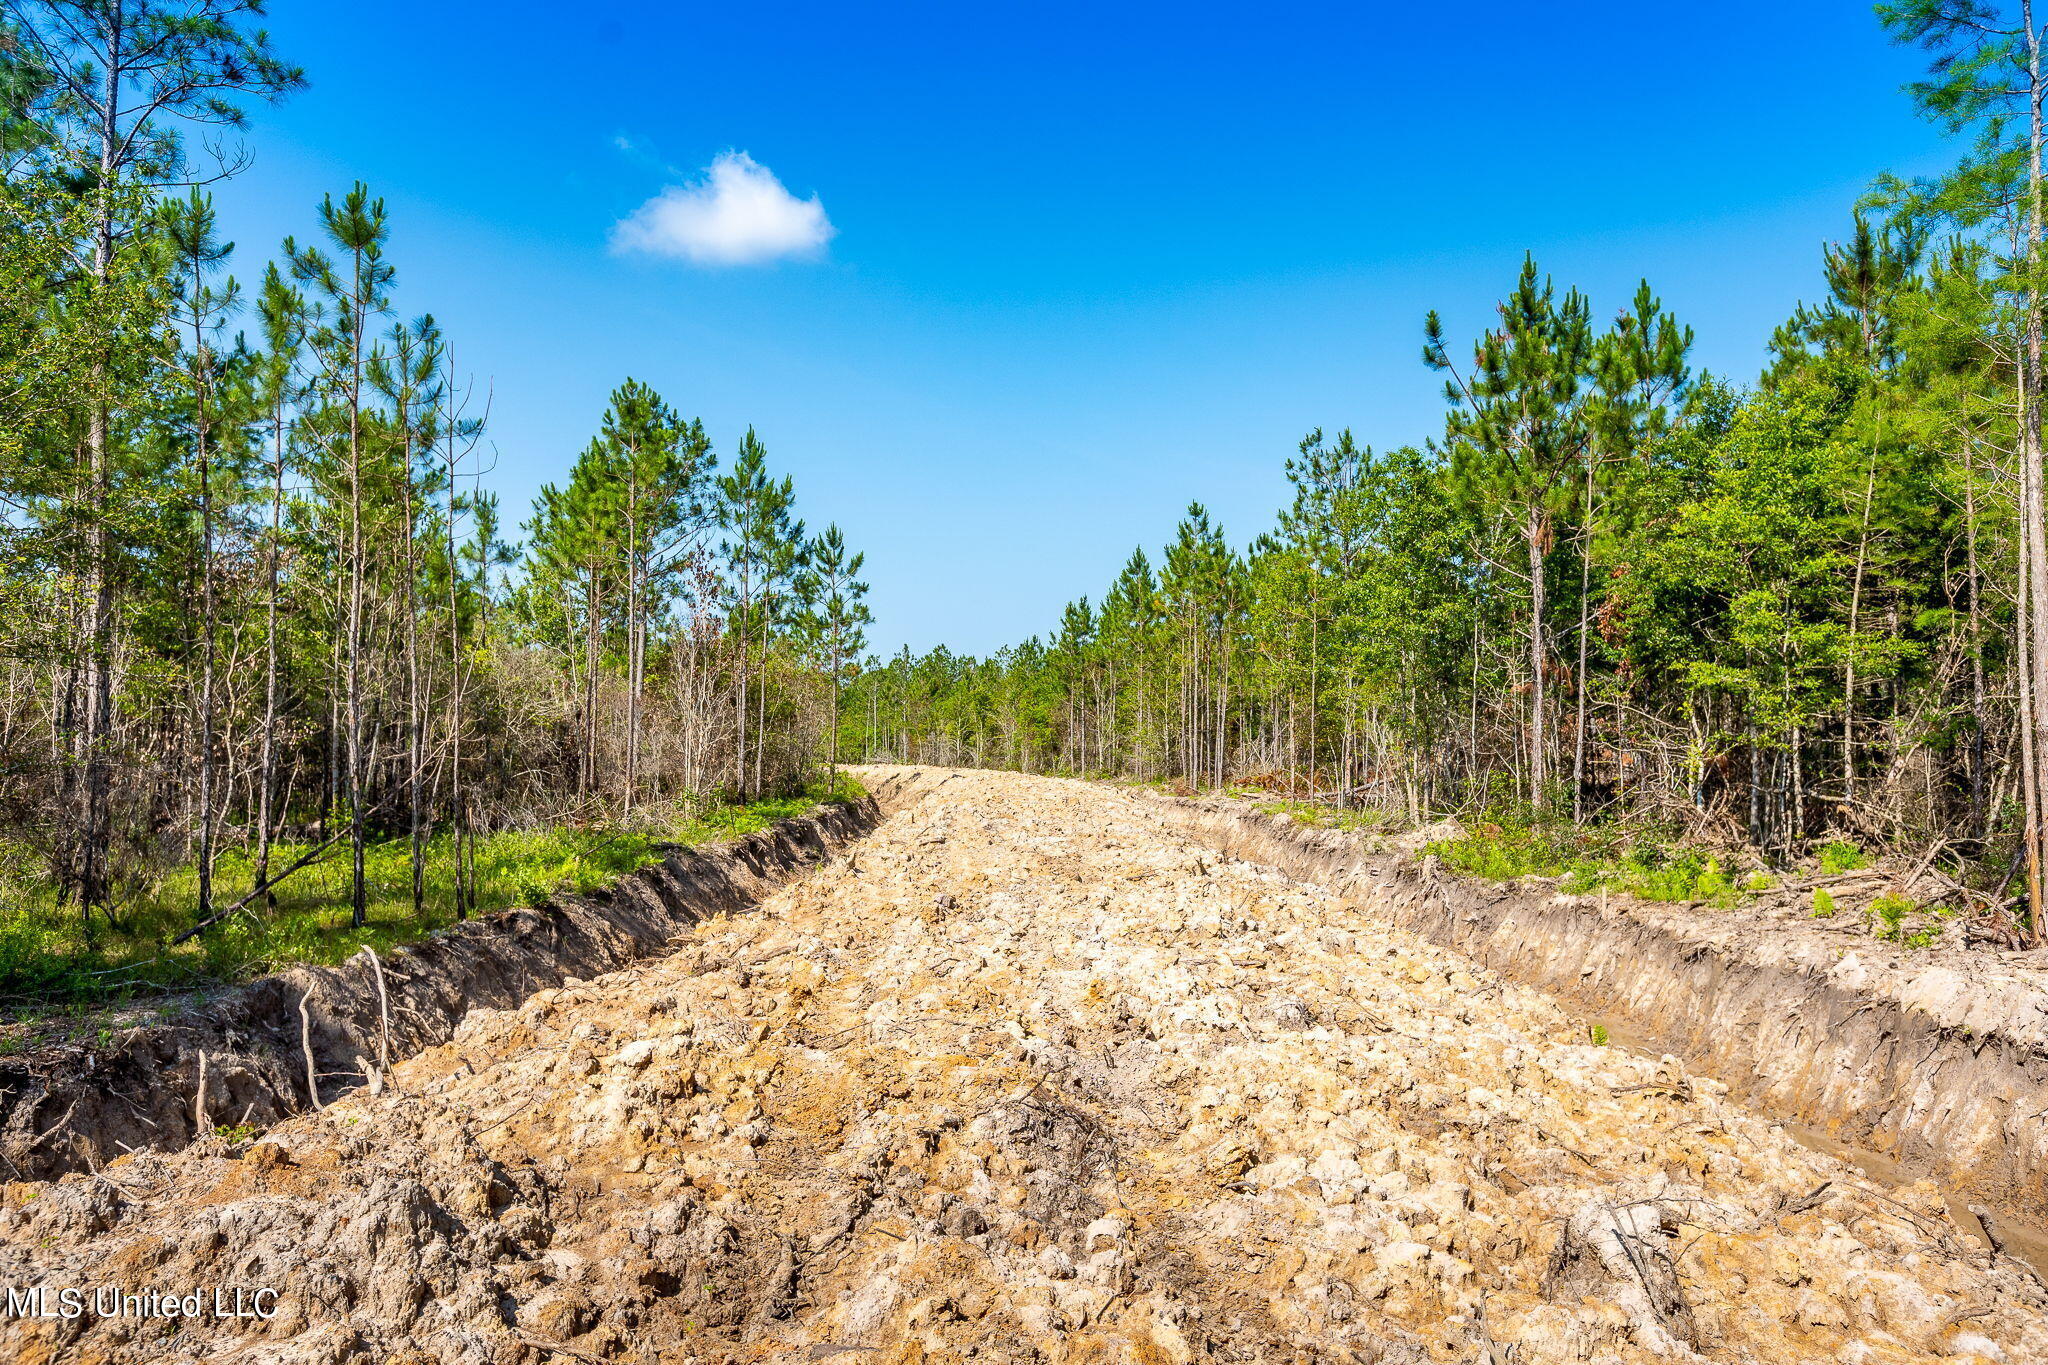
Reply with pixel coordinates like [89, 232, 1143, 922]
[3, 767, 2043, 1363]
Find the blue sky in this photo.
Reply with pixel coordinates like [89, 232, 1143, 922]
[215, 1, 1954, 656]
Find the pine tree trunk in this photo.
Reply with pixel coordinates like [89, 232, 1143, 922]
[76, 52, 126, 934]
[1572, 459, 1595, 823]
[584, 564, 602, 799]
[345, 247, 368, 931]
[624, 473, 641, 817]
[2025, 3, 2048, 944]
[255, 390, 286, 907]
[1965, 442, 1989, 839]
[398, 399, 425, 921]
[193, 296, 218, 925]
[1470, 593, 1483, 800]
[1526, 509, 1550, 805]
[754, 602, 770, 796]
[1845, 438, 1878, 809]
[445, 420, 468, 920]
[735, 564, 751, 801]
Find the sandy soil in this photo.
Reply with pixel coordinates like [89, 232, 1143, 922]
[1, 766, 2042, 1364]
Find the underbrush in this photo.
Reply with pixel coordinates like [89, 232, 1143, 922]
[1423, 809, 1969, 947]
[0, 773, 864, 1014]
[1250, 798, 1397, 833]
[1425, 807, 1738, 907]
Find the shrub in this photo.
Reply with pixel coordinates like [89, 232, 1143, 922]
[1869, 893, 1914, 941]
[1426, 803, 1623, 882]
[1818, 839, 1868, 875]
[1811, 888, 1836, 918]
[1253, 799, 1394, 833]
[1620, 851, 1733, 905]
[1692, 860, 1735, 906]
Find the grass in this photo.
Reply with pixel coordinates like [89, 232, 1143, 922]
[1425, 806, 1743, 906]
[0, 773, 864, 1013]
[1425, 812, 1611, 882]
[1428, 814, 1969, 950]
[1250, 798, 1398, 833]
[1817, 838, 1870, 875]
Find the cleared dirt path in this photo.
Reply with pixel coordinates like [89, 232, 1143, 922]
[3, 767, 2044, 1363]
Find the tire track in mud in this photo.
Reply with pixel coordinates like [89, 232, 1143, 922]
[2, 767, 2044, 1364]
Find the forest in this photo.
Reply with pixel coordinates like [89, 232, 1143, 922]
[842, 4, 2048, 945]
[10, 0, 2048, 1006]
[0, 0, 870, 998]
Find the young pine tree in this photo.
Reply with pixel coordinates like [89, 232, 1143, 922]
[1426, 256, 1597, 809]
[160, 188, 239, 924]
[289, 183, 395, 929]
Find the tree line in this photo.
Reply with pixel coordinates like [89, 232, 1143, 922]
[0, 0, 870, 947]
[841, 3, 2048, 941]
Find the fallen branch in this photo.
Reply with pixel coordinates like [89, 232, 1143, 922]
[298, 990, 324, 1113]
[359, 946, 394, 1092]
[514, 1331, 608, 1364]
[169, 832, 349, 946]
[24, 1098, 78, 1152]
[1892, 838, 1950, 901]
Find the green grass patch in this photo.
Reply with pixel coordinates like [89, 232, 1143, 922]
[1428, 808, 1740, 907]
[1817, 839, 1868, 875]
[0, 773, 864, 1013]
[1860, 891, 1953, 949]
[1429, 813, 1613, 883]
[1251, 799, 1397, 833]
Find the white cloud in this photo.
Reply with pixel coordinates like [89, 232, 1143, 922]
[611, 151, 835, 266]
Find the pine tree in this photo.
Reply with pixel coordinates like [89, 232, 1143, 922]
[289, 183, 394, 929]
[436, 335, 488, 918]
[1426, 256, 1597, 808]
[527, 439, 624, 799]
[248, 261, 301, 907]
[799, 523, 870, 771]
[598, 378, 712, 812]
[1577, 283, 1693, 818]
[717, 431, 802, 801]
[160, 187, 238, 922]
[1878, 0, 2048, 933]
[7, 0, 299, 922]
[368, 314, 441, 916]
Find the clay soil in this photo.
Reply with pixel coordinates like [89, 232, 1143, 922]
[2, 767, 2043, 1364]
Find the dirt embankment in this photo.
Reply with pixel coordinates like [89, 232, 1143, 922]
[0, 797, 879, 1182]
[989, 776, 2048, 1236]
[4, 766, 2044, 1364]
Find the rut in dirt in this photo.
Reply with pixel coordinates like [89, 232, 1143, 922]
[2, 765, 2043, 1365]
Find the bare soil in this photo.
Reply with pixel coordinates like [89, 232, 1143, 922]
[2, 767, 2042, 1363]
[0, 798, 876, 1183]
[1107, 779, 2048, 1235]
